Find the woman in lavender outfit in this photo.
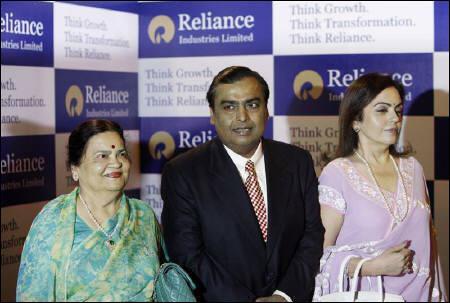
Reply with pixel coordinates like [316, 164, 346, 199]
[314, 73, 447, 302]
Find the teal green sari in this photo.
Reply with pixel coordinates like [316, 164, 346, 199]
[17, 188, 162, 302]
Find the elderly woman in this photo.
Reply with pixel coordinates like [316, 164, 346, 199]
[314, 73, 447, 302]
[17, 119, 163, 301]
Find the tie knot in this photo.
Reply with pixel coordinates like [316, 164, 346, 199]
[245, 160, 256, 174]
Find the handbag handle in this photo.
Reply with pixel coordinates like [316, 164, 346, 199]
[338, 255, 359, 292]
[338, 256, 384, 302]
[158, 263, 196, 289]
[349, 258, 384, 302]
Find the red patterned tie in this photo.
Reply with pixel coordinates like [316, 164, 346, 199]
[244, 160, 268, 242]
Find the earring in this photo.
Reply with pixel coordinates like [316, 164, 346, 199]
[72, 174, 79, 181]
[354, 127, 360, 133]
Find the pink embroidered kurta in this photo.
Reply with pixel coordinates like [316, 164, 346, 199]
[314, 156, 447, 302]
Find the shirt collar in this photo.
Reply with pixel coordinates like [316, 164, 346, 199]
[223, 141, 263, 169]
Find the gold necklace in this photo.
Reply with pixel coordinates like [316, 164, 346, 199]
[354, 151, 409, 224]
[78, 193, 119, 250]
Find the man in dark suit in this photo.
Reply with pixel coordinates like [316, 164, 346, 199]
[161, 66, 324, 302]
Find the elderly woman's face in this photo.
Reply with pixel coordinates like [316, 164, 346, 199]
[73, 131, 130, 194]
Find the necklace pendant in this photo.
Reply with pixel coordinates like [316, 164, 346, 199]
[106, 239, 115, 250]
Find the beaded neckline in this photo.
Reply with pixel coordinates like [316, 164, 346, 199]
[353, 151, 409, 224]
[78, 193, 119, 250]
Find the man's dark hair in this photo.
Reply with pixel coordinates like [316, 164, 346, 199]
[206, 66, 269, 109]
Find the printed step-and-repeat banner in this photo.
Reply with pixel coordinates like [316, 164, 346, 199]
[1, 1, 448, 301]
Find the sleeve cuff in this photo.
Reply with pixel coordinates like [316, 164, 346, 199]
[274, 290, 292, 302]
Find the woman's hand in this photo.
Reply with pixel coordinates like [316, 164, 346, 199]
[370, 241, 414, 276]
[347, 241, 414, 277]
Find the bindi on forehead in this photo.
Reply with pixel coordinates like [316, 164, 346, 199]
[111, 145, 115, 149]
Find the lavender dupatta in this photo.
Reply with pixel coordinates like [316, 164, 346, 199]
[313, 157, 447, 302]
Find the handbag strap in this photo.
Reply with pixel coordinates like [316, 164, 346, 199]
[350, 258, 383, 302]
[338, 255, 359, 292]
[158, 263, 196, 289]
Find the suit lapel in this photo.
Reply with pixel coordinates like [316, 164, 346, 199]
[208, 138, 266, 250]
[263, 139, 292, 261]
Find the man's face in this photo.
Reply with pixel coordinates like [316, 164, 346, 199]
[210, 77, 268, 158]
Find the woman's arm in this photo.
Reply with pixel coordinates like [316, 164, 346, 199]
[321, 205, 412, 277]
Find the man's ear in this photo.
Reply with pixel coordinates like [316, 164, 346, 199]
[210, 107, 216, 125]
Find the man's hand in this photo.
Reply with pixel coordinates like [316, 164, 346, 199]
[255, 295, 287, 302]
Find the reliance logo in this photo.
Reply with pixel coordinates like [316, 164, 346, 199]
[293, 68, 414, 102]
[65, 85, 84, 117]
[148, 131, 175, 160]
[147, 11, 255, 45]
[148, 15, 175, 44]
[293, 70, 324, 101]
[1, 153, 45, 174]
[148, 129, 214, 159]
[178, 11, 254, 31]
[1, 12, 44, 36]
[65, 84, 130, 117]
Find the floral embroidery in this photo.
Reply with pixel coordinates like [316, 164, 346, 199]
[331, 158, 414, 220]
[412, 262, 431, 277]
[413, 199, 431, 213]
[319, 240, 381, 278]
[319, 185, 347, 213]
[412, 262, 418, 273]
[419, 267, 430, 277]
[432, 287, 440, 297]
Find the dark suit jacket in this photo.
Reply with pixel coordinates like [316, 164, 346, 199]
[161, 137, 324, 302]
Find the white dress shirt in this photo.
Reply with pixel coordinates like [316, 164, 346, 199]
[223, 141, 268, 218]
[223, 141, 292, 302]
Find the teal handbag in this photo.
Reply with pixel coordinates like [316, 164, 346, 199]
[153, 262, 197, 302]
